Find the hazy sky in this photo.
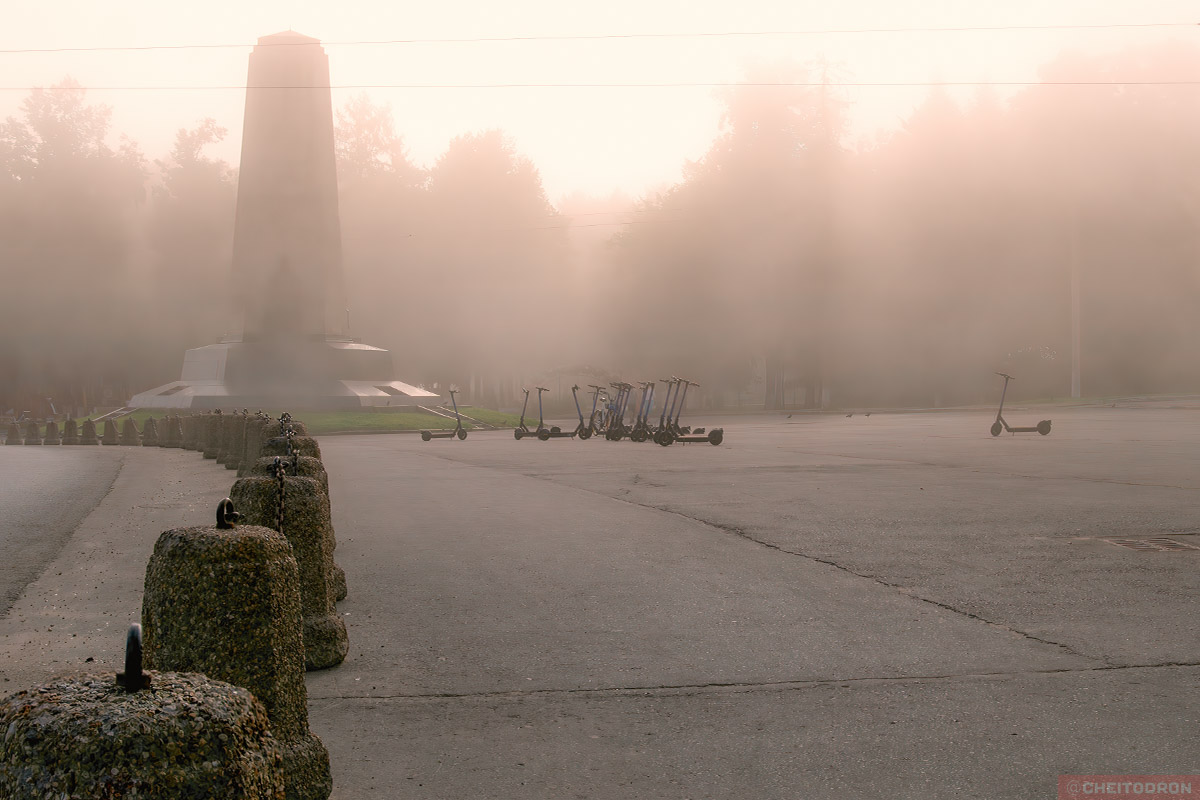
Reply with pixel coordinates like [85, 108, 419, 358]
[2, 0, 1196, 200]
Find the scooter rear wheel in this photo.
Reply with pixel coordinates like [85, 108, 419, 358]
[421, 431, 432, 441]
[990, 421, 1003, 437]
[708, 429, 723, 446]
[1037, 420, 1051, 435]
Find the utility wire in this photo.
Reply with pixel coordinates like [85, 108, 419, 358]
[2, 80, 1198, 91]
[0, 21, 1196, 54]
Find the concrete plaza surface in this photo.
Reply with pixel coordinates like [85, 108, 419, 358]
[0, 404, 1197, 798]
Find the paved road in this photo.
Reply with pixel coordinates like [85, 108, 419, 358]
[0, 446, 124, 615]
[308, 405, 1200, 798]
[0, 406, 1196, 799]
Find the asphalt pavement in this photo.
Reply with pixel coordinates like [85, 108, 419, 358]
[0, 405, 1196, 798]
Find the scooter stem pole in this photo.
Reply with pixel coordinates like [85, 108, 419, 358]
[658, 379, 675, 428]
[571, 385, 584, 423]
[677, 380, 692, 426]
[536, 387, 549, 428]
[668, 378, 684, 426]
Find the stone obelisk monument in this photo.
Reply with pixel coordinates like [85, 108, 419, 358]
[131, 31, 436, 410]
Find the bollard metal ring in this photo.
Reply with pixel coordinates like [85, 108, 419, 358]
[216, 498, 241, 529]
[116, 623, 151, 692]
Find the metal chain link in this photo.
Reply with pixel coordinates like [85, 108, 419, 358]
[280, 411, 299, 472]
[273, 455, 286, 534]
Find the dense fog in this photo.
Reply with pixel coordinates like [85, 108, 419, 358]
[1, 41, 1198, 414]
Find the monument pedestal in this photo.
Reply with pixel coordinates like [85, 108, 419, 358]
[130, 337, 437, 410]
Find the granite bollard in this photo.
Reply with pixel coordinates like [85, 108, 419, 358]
[0, 670, 285, 799]
[61, 418, 79, 445]
[143, 522, 331, 800]
[259, 435, 322, 461]
[80, 418, 100, 445]
[238, 415, 270, 476]
[42, 420, 61, 445]
[249, 455, 345, 603]
[250, 455, 329, 497]
[221, 411, 248, 469]
[203, 411, 224, 459]
[22, 420, 41, 445]
[217, 411, 238, 465]
[181, 414, 200, 451]
[263, 418, 309, 438]
[102, 418, 120, 445]
[142, 416, 160, 446]
[162, 414, 184, 448]
[121, 417, 141, 446]
[228, 475, 347, 670]
[5, 421, 22, 445]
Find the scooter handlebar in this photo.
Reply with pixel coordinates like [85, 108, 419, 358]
[995, 372, 1014, 380]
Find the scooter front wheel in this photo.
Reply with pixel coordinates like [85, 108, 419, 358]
[457, 428, 468, 440]
[538, 429, 551, 441]
[990, 421, 1003, 437]
[578, 427, 592, 440]
[514, 428, 524, 440]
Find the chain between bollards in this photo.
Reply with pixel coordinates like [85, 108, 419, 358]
[273, 455, 286, 535]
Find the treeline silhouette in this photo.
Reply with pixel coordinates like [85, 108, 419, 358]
[1, 41, 1197, 414]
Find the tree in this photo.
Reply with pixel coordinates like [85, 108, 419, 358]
[0, 79, 145, 413]
[143, 119, 237, 380]
[334, 93, 423, 186]
[417, 130, 568, 396]
[601, 62, 847, 406]
[333, 95, 428, 361]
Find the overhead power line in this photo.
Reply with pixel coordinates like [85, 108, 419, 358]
[0, 21, 1196, 55]
[1, 80, 1197, 92]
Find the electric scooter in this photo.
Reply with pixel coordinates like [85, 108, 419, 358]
[657, 379, 724, 446]
[535, 386, 575, 440]
[421, 389, 468, 441]
[570, 385, 592, 439]
[648, 377, 681, 444]
[605, 382, 633, 440]
[514, 388, 534, 440]
[580, 384, 607, 439]
[628, 381, 657, 442]
[990, 372, 1051, 436]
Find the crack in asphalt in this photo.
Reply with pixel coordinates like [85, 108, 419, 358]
[577, 485, 1104, 665]
[674, 514, 1098, 663]
[396, 450, 1113, 668]
[307, 661, 1200, 704]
